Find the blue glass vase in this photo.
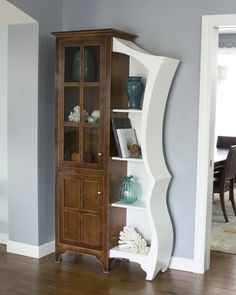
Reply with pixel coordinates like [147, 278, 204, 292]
[126, 76, 144, 109]
[119, 175, 138, 204]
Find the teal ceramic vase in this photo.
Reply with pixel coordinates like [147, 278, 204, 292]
[119, 175, 138, 204]
[84, 47, 97, 82]
[72, 49, 80, 81]
[126, 76, 144, 109]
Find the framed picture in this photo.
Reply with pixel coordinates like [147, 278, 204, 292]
[116, 128, 138, 158]
[111, 117, 132, 157]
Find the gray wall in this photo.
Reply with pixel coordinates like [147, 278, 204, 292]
[8, 23, 39, 245]
[0, 24, 8, 239]
[63, 0, 236, 259]
[8, 0, 63, 245]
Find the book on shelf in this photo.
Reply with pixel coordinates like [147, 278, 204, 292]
[116, 128, 138, 158]
[111, 117, 132, 157]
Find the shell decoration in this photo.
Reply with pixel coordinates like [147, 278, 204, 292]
[118, 226, 149, 254]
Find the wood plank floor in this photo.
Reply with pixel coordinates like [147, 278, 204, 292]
[0, 244, 236, 295]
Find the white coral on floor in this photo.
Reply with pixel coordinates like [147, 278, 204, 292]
[118, 226, 149, 254]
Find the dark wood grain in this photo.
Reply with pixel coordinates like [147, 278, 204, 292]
[1, 245, 236, 295]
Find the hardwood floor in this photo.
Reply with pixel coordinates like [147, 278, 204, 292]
[0, 244, 236, 295]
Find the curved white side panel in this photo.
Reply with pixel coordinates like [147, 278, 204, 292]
[110, 38, 179, 280]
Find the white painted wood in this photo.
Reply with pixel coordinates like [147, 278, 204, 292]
[111, 156, 143, 162]
[127, 162, 150, 202]
[128, 112, 142, 146]
[111, 200, 146, 210]
[110, 37, 179, 280]
[112, 109, 142, 113]
[110, 247, 196, 274]
[169, 256, 195, 272]
[0, 232, 9, 244]
[126, 209, 151, 242]
[195, 14, 236, 274]
[7, 240, 55, 258]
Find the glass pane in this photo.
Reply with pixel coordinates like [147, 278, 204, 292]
[83, 128, 99, 163]
[84, 87, 100, 123]
[64, 87, 80, 122]
[83, 46, 100, 82]
[64, 126, 80, 162]
[64, 46, 80, 82]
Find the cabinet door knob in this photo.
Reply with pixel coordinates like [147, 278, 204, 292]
[97, 191, 103, 196]
[98, 152, 102, 156]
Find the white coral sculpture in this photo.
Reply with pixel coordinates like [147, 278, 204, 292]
[118, 226, 149, 254]
[68, 105, 88, 123]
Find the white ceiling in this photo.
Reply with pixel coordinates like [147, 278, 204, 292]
[0, 0, 36, 24]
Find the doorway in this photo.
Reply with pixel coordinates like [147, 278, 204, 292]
[211, 37, 236, 253]
[194, 14, 236, 274]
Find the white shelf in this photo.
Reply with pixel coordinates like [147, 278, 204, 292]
[112, 156, 143, 163]
[109, 246, 148, 263]
[112, 108, 142, 114]
[111, 200, 146, 211]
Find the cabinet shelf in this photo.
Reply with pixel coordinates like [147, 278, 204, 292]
[64, 122, 100, 127]
[111, 200, 146, 211]
[112, 109, 142, 114]
[111, 156, 143, 162]
[64, 82, 100, 87]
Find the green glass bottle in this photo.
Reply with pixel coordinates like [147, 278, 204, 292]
[119, 175, 139, 204]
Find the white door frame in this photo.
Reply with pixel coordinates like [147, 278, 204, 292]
[194, 14, 236, 273]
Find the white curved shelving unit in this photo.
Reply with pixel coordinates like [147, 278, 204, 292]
[109, 38, 179, 280]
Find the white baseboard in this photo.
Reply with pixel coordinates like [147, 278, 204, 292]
[0, 232, 9, 244]
[169, 255, 195, 272]
[7, 240, 55, 258]
[5, 240, 195, 273]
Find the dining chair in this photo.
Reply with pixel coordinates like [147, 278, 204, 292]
[213, 145, 236, 222]
[216, 136, 236, 149]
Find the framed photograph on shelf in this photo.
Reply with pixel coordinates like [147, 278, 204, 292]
[111, 117, 132, 157]
[116, 128, 138, 158]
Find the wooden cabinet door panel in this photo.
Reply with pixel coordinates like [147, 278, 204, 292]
[63, 210, 79, 243]
[80, 176, 103, 248]
[58, 173, 104, 249]
[81, 179, 101, 212]
[81, 213, 102, 247]
[59, 176, 80, 245]
[64, 178, 80, 209]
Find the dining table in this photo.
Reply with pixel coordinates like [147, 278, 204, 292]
[214, 148, 229, 169]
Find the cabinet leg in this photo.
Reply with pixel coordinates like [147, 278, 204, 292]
[103, 261, 110, 273]
[96, 255, 110, 273]
[55, 251, 63, 263]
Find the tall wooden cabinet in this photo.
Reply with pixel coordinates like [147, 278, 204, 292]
[53, 29, 136, 272]
[53, 29, 179, 280]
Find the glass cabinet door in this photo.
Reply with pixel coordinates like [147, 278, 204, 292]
[61, 43, 103, 168]
[83, 46, 100, 82]
[64, 46, 81, 82]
